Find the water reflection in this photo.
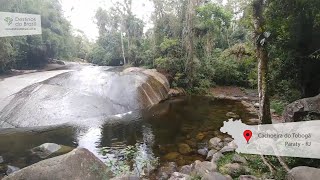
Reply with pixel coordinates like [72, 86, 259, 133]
[0, 96, 255, 177]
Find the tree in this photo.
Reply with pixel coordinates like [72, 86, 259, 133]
[252, 0, 271, 124]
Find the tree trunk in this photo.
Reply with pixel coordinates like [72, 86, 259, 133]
[185, 0, 196, 88]
[120, 31, 126, 65]
[252, 0, 272, 124]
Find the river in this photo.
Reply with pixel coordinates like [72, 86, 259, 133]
[0, 64, 255, 177]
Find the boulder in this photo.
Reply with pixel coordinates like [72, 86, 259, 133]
[197, 148, 208, 156]
[208, 137, 223, 150]
[201, 172, 232, 180]
[3, 148, 112, 180]
[232, 154, 247, 164]
[239, 175, 259, 180]
[226, 112, 240, 119]
[158, 162, 178, 180]
[110, 174, 140, 180]
[179, 165, 192, 175]
[178, 144, 192, 155]
[168, 172, 190, 180]
[223, 137, 233, 143]
[283, 94, 320, 122]
[30, 143, 74, 159]
[206, 149, 218, 160]
[220, 163, 247, 178]
[220, 141, 237, 154]
[192, 160, 217, 177]
[110, 175, 139, 180]
[210, 152, 224, 163]
[169, 88, 186, 98]
[286, 166, 320, 180]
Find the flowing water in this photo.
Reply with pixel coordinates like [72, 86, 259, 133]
[0, 96, 256, 177]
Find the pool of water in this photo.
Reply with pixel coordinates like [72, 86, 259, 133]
[0, 96, 256, 177]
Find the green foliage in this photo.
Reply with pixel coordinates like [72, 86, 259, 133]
[270, 100, 287, 115]
[0, 0, 81, 72]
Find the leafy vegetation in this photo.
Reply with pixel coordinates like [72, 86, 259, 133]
[0, 0, 92, 73]
[0, 0, 319, 100]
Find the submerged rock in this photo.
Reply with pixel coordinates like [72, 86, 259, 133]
[196, 133, 205, 141]
[164, 152, 181, 161]
[286, 166, 320, 180]
[178, 144, 192, 155]
[30, 143, 74, 159]
[3, 148, 112, 180]
[6, 165, 20, 175]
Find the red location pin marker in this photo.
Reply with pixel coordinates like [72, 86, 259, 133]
[243, 130, 252, 144]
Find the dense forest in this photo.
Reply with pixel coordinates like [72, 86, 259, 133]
[0, 0, 91, 72]
[1, 0, 320, 103]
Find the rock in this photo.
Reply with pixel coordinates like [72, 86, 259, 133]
[201, 172, 231, 180]
[220, 141, 237, 154]
[197, 148, 208, 156]
[270, 109, 276, 114]
[226, 112, 240, 119]
[208, 137, 222, 150]
[220, 163, 247, 178]
[30, 143, 74, 159]
[110, 174, 140, 180]
[169, 88, 186, 98]
[6, 165, 20, 175]
[206, 149, 218, 160]
[0, 156, 3, 163]
[232, 154, 247, 164]
[223, 137, 233, 143]
[283, 94, 320, 122]
[3, 148, 112, 180]
[192, 160, 217, 177]
[169, 172, 191, 180]
[164, 152, 180, 161]
[239, 175, 259, 180]
[178, 144, 192, 155]
[184, 140, 197, 148]
[248, 119, 261, 124]
[211, 152, 224, 163]
[158, 162, 178, 180]
[196, 133, 205, 141]
[179, 165, 192, 175]
[286, 166, 320, 180]
[254, 103, 260, 108]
